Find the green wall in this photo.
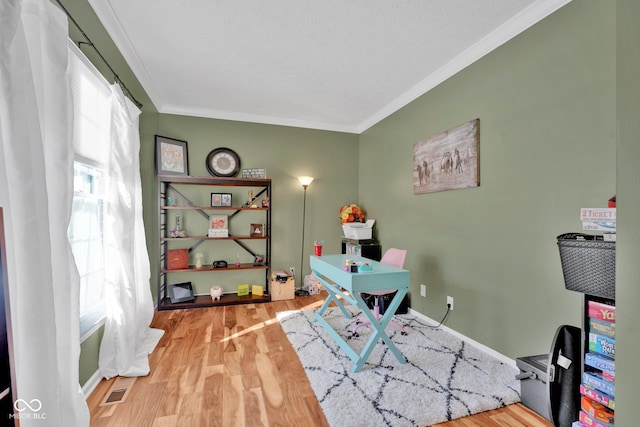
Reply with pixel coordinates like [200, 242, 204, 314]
[146, 115, 359, 298]
[79, 327, 103, 385]
[359, 0, 615, 358]
[614, 0, 640, 425]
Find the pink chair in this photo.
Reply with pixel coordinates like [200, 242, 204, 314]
[353, 248, 407, 336]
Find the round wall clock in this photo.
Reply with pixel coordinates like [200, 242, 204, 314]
[205, 148, 241, 177]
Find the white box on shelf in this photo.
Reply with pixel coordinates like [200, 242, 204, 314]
[342, 219, 375, 240]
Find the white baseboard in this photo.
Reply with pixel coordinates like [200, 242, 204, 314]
[82, 369, 103, 398]
[408, 308, 517, 369]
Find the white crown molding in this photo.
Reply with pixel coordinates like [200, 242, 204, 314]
[161, 104, 360, 134]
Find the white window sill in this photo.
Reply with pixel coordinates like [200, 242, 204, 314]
[80, 309, 106, 343]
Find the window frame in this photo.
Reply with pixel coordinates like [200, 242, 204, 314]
[68, 42, 112, 342]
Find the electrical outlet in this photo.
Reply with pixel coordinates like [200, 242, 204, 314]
[289, 266, 295, 276]
[420, 284, 426, 297]
[447, 296, 454, 311]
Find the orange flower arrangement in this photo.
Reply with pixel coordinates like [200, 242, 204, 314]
[339, 204, 366, 224]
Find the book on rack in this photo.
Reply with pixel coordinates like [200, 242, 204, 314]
[580, 208, 616, 222]
[580, 384, 615, 411]
[589, 317, 615, 338]
[582, 221, 616, 232]
[601, 370, 615, 383]
[581, 395, 615, 425]
[588, 300, 615, 323]
[583, 371, 615, 397]
[345, 243, 362, 256]
[585, 352, 615, 374]
[580, 208, 616, 232]
[579, 410, 614, 427]
[589, 333, 615, 359]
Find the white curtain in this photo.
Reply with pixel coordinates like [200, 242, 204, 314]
[0, 0, 90, 425]
[98, 84, 163, 378]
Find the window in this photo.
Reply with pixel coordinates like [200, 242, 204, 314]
[67, 42, 112, 339]
[69, 163, 104, 328]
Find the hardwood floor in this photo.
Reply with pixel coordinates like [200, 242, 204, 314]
[87, 292, 552, 426]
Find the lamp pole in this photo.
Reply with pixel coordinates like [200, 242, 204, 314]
[295, 176, 313, 296]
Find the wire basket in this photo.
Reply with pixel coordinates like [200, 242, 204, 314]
[557, 233, 615, 299]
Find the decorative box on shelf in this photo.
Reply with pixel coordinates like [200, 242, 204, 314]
[167, 249, 189, 270]
[342, 219, 375, 240]
[237, 283, 249, 297]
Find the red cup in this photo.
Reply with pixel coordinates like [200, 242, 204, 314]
[314, 245, 323, 256]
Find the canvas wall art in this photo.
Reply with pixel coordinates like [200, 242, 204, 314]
[413, 118, 480, 195]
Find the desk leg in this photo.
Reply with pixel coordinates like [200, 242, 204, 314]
[311, 271, 362, 363]
[352, 289, 408, 372]
[312, 270, 352, 319]
[311, 269, 408, 373]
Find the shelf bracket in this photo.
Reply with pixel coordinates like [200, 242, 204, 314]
[232, 239, 257, 257]
[167, 184, 210, 221]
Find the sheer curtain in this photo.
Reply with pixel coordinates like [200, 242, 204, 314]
[98, 84, 163, 378]
[0, 0, 90, 425]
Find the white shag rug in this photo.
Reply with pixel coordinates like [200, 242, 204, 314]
[277, 307, 520, 427]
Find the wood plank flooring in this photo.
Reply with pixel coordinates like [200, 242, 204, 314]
[87, 292, 552, 426]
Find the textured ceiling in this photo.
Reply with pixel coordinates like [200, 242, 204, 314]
[88, 0, 571, 133]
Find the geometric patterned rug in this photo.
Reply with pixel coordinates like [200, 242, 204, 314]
[277, 306, 521, 427]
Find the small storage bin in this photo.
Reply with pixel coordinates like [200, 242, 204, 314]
[270, 271, 295, 301]
[516, 354, 552, 422]
[557, 233, 615, 299]
[342, 220, 375, 240]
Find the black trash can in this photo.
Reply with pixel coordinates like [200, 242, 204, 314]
[516, 325, 581, 427]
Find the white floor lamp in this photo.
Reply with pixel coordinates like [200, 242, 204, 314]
[295, 176, 313, 296]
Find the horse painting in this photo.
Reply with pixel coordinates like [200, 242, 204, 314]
[412, 118, 480, 194]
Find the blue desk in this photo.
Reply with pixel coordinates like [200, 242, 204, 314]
[310, 254, 409, 372]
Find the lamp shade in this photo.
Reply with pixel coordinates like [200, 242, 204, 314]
[298, 176, 314, 187]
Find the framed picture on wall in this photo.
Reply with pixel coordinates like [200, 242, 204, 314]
[412, 118, 479, 195]
[155, 135, 189, 176]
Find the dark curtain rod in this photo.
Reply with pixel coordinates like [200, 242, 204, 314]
[53, 0, 144, 109]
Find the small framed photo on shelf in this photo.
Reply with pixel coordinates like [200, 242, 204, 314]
[169, 282, 195, 303]
[155, 135, 189, 176]
[250, 223, 265, 237]
[211, 193, 222, 207]
[209, 215, 228, 230]
[253, 254, 265, 266]
[221, 193, 232, 207]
